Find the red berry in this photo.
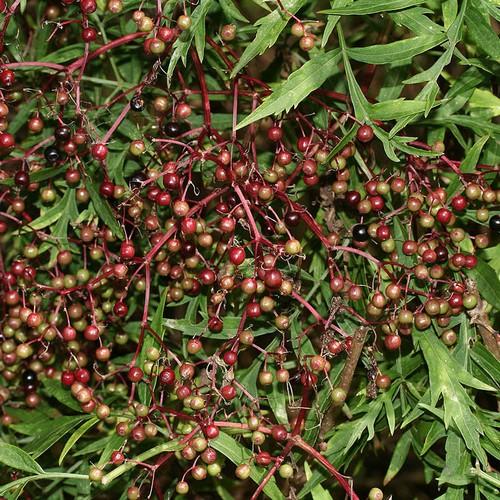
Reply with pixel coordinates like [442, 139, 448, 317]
[82, 27, 97, 42]
[255, 451, 272, 466]
[75, 368, 90, 384]
[271, 425, 288, 441]
[0, 132, 15, 148]
[80, 0, 97, 14]
[91, 143, 108, 161]
[436, 208, 452, 224]
[220, 384, 236, 400]
[267, 126, 283, 142]
[128, 366, 143, 383]
[223, 350, 238, 366]
[159, 367, 176, 385]
[357, 125, 374, 143]
[384, 335, 401, 350]
[120, 241, 136, 259]
[0, 69, 15, 87]
[61, 370, 75, 386]
[451, 195, 467, 211]
[228, 246, 246, 266]
[205, 424, 219, 439]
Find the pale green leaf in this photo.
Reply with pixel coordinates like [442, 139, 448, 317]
[0, 444, 44, 475]
[58, 417, 99, 465]
[347, 35, 446, 65]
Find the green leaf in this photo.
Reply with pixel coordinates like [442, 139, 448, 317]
[347, 35, 446, 65]
[219, 0, 249, 22]
[465, 3, 500, 61]
[267, 369, 289, 425]
[58, 417, 99, 465]
[167, 0, 215, 84]
[470, 343, 500, 388]
[86, 181, 125, 239]
[42, 379, 83, 412]
[384, 431, 411, 485]
[138, 287, 168, 404]
[0, 444, 45, 475]
[439, 431, 471, 486]
[416, 331, 494, 465]
[40, 45, 85, 63]
[321, 0, 425, 15]
[230, 0, 307, 77]
[23, 416, 91, 458]
[391, 7, 445, 35]
[21, 190, 73, 232]
[446, 135, 489, 198]
[0, 473, 88, 496]
[338, 26, 370, 122]
[236, 49, 341, 129]
[465, 258, 500, 309]
[369, 99, 428, 120]
[211, 432, 285, 500]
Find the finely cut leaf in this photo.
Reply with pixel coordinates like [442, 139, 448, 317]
[87, 181, 125, 239]
[236, 49, 341, 129]
[230, 0, 307, 77]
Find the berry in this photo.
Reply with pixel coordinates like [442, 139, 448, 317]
[352, 224, 369, 242]
[489, 214, 500, 233]
[356, 125, 374, 143]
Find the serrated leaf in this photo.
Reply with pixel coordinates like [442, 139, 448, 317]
[219, 0, 249, 22]
[86, 181, 124, 239]
[347, 35, 446, 65]
[58, 417, 99, 465]
[236, 49, 341, 129]
[230, 0, 307, 77]
[321, 0, 425, 15]
[167, 0, 214, 84]
[211, 432, 285, 500]
[0, 444, 45, 475]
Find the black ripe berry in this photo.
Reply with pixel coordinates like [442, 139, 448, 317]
[44, 146, 61, 163]
[130, 95, 145, 112]
[54, 125, 71, 142]
[489, 214, 500, 233]
[164, 121, 182, 137]
[352, 224, 369, 242]
[22, 369, 37, 386]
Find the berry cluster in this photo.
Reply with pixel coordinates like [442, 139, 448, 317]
[0, 1, 498, 499]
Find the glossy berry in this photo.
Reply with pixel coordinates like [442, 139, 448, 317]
[489, 214, 500, 233]
[128, 366, 143, 383]
[44, 146, 61, 163]
[0, 69, 15, 87]
[91, 143, 108, 161]
[352, 224, 369, 242]
[82, 27, 97, 42]
[130, 95, 145, 112]
[357, 125, 374, 143]
[164, 121, 182, 136]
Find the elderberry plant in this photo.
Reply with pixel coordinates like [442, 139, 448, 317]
[0, 1, 499, 499]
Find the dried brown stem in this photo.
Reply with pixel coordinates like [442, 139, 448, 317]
[319, 327, 368, 440]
